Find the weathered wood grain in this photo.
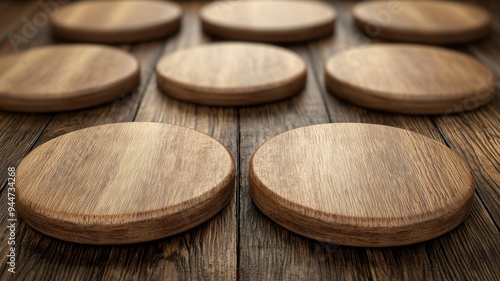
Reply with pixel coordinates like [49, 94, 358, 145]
[0, 0, 60, 192]
[431, 0, 500, 226]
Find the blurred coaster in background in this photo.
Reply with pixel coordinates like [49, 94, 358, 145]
[17, 122, 235, 245]
[51, 0, 182, 43]
[250, 123, 475, 247]
[200, 0, 336, 43]
[0, 45, 140, 112]
[156, 43, 307, 106]
[352, 0, 491, 44]
[324, 44, 496, 114]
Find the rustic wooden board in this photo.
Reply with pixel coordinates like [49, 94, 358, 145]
[200, 0, 336, 42]
[250, 123, 475, 247]
[17, 122, 235, 245]
[50, 0, 182, 43]
[324, 44, 496, 114]
[0, 45, 140, 112]
[156, 42, 307, 106]
[352, 0, 492, 44]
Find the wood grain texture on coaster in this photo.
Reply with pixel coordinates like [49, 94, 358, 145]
[0, 45, 140, 112]
[352, 0, 491, 44]
[51, 0, 182, 43]
[249, 123, 475, 247]
[200, 0, 336, 43]
[156, 42, 307, 106]
[17, 122, 235, 245]
[324, 44, 496, 114]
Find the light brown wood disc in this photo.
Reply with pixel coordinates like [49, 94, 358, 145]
[156, 43, 307, 106]
[200, 0, 336, 43]
[250, 123, 474, 247]
[0, 45, 140, 112]
[352, 0, 491, 44]
[324, 44, 496, 114]
[17, 122, 235, 245]
[51, 0, 182, 43]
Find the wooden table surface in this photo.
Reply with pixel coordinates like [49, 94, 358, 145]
[0, 1, 498, 280]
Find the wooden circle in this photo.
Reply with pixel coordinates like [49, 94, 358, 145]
[51, 0, 182, 43]
[352, 0, 491, 44]
[324, 44, 496, 114]
[17, 122, 235, 245]
[200, 0, 336, 43]
[0, 45, 140, 112]
[156, 43, 307, 106]
[250, 123, 474, 247]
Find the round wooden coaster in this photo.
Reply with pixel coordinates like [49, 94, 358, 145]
[250, 123, 474, 247]
[156, 43, 307, 106]
[199, 0, 336, 43]
[51, 0, 182, 43]
[352, 0, 491, 44]
[17, 122, 235, 245]
[324, 44, 496, 114]
[0, 45, 140, 112]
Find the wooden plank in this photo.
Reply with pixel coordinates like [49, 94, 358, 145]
[365, 197, 500, 281]
[0, 4, 59, 191]
[133, 2, 238, 280]
[307, 1, 439, 279]
[0, 1, 167, 279]
[0, 113, 51, 191]
[307, 1, 500, 280]
[430, 0, 500, 225]
[0, 42, 166, 281]
[423, 198, 500, 280]
[238, 46, 373, 280]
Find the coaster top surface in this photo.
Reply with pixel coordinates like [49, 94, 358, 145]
[0, 45, 139, 112]
[51, 0, 182, 42]
[156, 42, 307, 106]
[324, 44, 495, 114]
[200, 0, 336, 42]
[17, 122, 235, 244]
[352, 0, 491, 43]
[250, 123, 474, 246]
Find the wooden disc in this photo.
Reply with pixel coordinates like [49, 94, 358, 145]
[17, 122, 235, 245]
[200, 0, 336, 43]
[156, 43, 307, 106]
[352, 0, 491, 44]
[250, 123, 474, 247]
[324, 44, 496, 114]
[51, 0, 182, 43]
[0, 45, 140, 112]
